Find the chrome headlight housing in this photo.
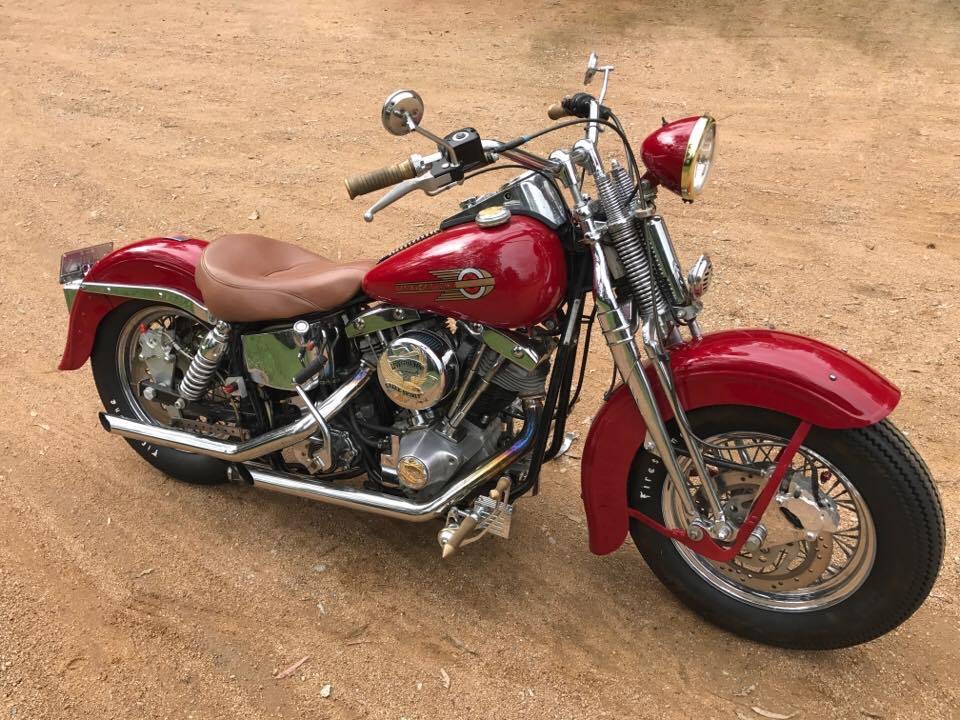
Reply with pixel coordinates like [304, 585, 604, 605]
[680, 116, 717, 200]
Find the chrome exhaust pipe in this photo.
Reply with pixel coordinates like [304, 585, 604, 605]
[248, 397, 542, 521]
[99, 362, 373, 462]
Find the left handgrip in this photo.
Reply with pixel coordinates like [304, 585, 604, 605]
[344, 158, 417, 200]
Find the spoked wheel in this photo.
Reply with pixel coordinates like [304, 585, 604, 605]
[91, 300, 231, 485]
[629, 406, 944, 649]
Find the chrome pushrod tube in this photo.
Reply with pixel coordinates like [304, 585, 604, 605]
[99, 362, 374, 462]
[248, 398, 542, 521]
[590, 244, 701, 521]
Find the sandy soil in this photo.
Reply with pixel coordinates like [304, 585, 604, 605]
[1, 0, 958, 718]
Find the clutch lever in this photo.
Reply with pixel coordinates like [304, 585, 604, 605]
[363, 171, 451, 222]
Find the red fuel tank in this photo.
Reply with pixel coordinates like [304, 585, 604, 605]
[363, 215, 567, 329]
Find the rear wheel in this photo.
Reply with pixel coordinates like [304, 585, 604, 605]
[629, 406, 944, 649]
[91, 301, 231, 485]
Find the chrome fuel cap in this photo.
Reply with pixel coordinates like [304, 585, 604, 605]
[475, 205, 511, 228]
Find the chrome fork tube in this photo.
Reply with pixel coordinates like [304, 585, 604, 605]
[590, 244, 700, 521]
[640, 318, 728, 530]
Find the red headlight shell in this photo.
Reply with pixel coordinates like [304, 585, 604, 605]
[641, 115, 717, 200]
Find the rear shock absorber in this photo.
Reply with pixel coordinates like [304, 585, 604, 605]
[179, 321, 231, 401]
[595, 167, 658, 320]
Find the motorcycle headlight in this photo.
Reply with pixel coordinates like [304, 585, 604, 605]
[640, 114, 718, 201]
[680, 116, 717, 200]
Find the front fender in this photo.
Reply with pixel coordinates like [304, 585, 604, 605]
[580, 329, 900, 555]
[58, 237, 208, 370]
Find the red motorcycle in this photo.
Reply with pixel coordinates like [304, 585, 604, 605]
[58, 54, 943, 649]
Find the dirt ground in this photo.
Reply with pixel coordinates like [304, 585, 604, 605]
[0, 0, 958, 718]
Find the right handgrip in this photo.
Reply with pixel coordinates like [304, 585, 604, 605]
[344, 158, 417, 199]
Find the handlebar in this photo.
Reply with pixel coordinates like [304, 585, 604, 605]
[344, 158, 417, 199]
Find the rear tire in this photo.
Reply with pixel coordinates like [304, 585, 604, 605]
[629, 406, 945, 649]
[91, 300, 230, 485]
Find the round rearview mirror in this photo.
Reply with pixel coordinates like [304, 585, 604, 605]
[584, 52, 599, 85]
[381, 89, 425, 136]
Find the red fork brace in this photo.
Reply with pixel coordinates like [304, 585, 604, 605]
[627, 421, 812, 563]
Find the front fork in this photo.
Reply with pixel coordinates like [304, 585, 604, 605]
[590, 242, 734, 541]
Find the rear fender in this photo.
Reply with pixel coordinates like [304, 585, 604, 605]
[58, 237, 209, 370]
[580, 329, 900, 555]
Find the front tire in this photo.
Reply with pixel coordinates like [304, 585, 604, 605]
[91, 300, 231, 485]
[629, 406, 944, 649]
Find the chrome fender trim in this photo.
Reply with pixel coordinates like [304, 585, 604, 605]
[80, 282, 217, 325]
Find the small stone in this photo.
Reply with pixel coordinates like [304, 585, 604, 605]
[248, 210, 260, 220]
[313, 563, 327, 573]
[320, 683, 332, 698]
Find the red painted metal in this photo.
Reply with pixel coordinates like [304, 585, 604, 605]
[58, 237, 207, 370]
[580, 329, 901, 556]
[363, 215, 567, 329]
[640, 115, 700, 195]
[628, 422, 811, 562]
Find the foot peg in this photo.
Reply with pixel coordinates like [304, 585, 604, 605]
[438, 477, 513, 558]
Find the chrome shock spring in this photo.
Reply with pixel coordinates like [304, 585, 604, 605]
[179, 321, 231, 401]
[595, 169, 658, 320]
[610, 162, 672, 315]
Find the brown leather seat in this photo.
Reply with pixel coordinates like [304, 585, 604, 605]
[196, 234, 374, 322]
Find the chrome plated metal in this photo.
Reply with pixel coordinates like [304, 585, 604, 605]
[448, 344, 485, 416]
[396, 417, 500, 492]
[589, 242, 700, 523]
[777, 475, 841, 542]
[294, 383, 333, 471]
[475, 205, 511, 228]
[553, 431, 576, 459]
[248, 397, 542, 521]
[644, 216, 691, 308]
[363, 167, 451, 222]
[381, 89, 425, 136]
[345, 306, 420, 338]
[662, 433, 877, 612]
[687, 254, 713, 300]
[377, 331, 458, 410]
[242, 320, 334, 390]
[480, 327, 544, 371]
[80, 282, 216, 325]
[100, 362, 374, 461]
[178, 321, 231, 401]
[459, 166, 568, 228]
[62, 279, 82, 311]
[442, 355, 505, 433]
[640, 316, 728, 527]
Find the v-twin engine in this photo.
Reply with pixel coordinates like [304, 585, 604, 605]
[373, 320, 549, 495]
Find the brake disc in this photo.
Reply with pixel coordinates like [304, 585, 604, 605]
[706, 470, 834, 593]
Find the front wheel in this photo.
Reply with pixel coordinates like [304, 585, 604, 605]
[629, 406, 944, 649]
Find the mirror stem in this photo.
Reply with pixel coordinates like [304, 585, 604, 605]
[404, 114, 459, 165]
